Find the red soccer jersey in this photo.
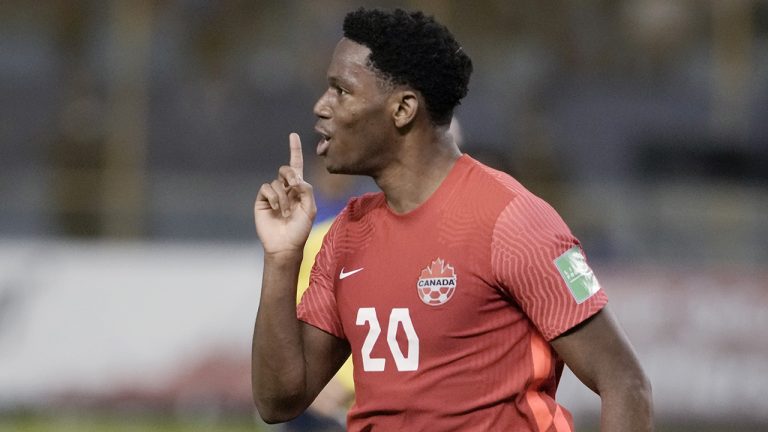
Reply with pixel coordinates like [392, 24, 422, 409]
[297, 155, 607, 432]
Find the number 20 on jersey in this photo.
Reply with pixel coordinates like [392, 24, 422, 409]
[356, 307, 419, 372]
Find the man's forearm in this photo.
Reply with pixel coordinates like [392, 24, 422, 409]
[252, 251, 308, 422]
[600, 376, 653, 431]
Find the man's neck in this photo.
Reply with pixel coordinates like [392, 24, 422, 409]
[374, 132, 461, 214]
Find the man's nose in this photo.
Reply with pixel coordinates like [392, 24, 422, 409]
[313, 91, 331, 119]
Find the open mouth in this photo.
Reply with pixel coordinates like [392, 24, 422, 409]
[316, 129, 332, 156]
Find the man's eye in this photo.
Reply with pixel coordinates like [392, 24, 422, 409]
[335, 87, 348, 96]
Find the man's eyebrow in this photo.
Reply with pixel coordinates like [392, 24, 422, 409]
[328, 76, 353, 88]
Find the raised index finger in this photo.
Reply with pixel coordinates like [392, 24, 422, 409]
[288, 133, 303, 179]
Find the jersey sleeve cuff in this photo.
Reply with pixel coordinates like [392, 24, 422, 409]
[543, 291, 609, 341]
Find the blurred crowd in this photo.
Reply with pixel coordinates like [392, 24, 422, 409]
[1, 0, 767, 264]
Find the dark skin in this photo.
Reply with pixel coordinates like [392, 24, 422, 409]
[252, 38, 652, 429]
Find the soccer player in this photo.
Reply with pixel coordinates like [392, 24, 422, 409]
[252, 8, 652, 432]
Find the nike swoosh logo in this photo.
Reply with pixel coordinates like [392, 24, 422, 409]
[339, 267, 364, 280]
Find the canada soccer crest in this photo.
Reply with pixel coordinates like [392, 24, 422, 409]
[417, 258, 457, 306]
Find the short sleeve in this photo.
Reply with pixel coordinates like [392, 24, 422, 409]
[491, 196, 607, 341]
[297, 212, 346, 340]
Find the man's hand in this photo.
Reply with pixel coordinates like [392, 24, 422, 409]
[254, 133, 316, 255]
[251, 138, 347, 422]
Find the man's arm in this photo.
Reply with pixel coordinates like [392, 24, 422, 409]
[253, 252, 350, 422]
[550, 305, 653, 431]
[251, 134, 350, 423]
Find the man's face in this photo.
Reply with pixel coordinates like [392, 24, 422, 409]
[313, 38, 395, 176]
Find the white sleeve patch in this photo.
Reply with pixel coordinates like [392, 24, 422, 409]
[553, 246, 602, 304]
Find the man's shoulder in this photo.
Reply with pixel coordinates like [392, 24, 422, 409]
[456, 155, 532, 210]
[462, 155, 563, 225]
[463, 155, 525, 196]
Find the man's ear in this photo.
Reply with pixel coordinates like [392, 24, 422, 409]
[391, 90, 419, 128]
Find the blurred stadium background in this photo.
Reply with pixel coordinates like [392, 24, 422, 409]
[1, 0, 767, 431]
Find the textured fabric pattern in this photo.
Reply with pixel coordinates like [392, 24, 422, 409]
[297, 155, 607, 431]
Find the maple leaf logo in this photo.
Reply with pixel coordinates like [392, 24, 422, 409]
[416, 258, 458, 306]
[420, 258, 455, 279]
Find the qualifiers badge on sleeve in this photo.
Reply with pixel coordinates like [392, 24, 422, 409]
[553, 246, 602, 304]
[417, 258, 457, 306]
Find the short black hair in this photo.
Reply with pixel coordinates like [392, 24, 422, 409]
[343, 8, 473, 125]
